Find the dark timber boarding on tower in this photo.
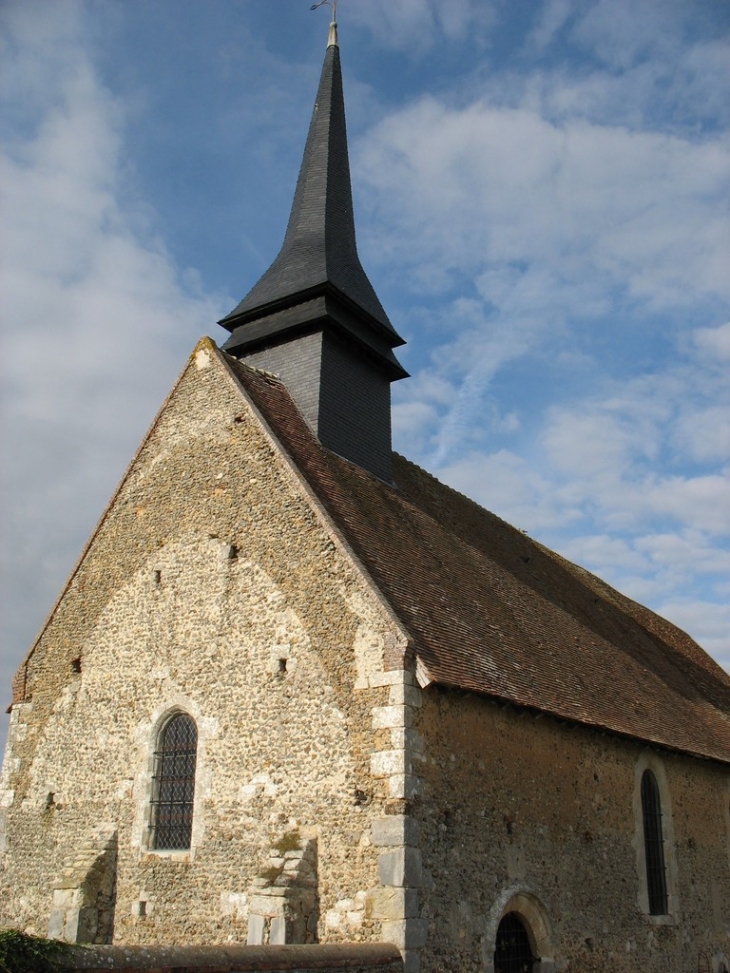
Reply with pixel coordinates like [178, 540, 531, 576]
[220, 25, 407, 482]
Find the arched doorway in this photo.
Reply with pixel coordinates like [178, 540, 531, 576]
[494, 912, 538, 973]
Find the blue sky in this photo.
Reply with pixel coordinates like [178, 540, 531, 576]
[1, 0, 729, 734]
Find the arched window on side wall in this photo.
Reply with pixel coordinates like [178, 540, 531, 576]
[150, 712, 198, 851]
[641, 769, 668, 915]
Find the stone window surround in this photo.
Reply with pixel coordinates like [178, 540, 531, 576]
[632, 750, 679, 924]
[483, 887, 557, 973]
[136, 698, 206, 861]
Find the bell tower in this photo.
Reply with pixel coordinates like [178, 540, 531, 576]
[219, 18, 407, 482]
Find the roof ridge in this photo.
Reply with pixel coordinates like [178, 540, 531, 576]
[392, 451, 534, 536]
[393, 452, 730, 686]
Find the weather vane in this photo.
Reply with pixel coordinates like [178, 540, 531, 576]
[310, 0, 338, 23]
[311, 0, 338, 46]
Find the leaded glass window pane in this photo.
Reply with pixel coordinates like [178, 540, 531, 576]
[150, 713, 198, 851]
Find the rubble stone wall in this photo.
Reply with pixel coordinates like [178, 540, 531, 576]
[0, 343, 410, 950]
[414, 686, 730, 973]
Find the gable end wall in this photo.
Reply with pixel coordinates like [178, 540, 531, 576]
[0, 343, 418, 951]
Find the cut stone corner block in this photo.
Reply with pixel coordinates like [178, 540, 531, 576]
[378, 847, 422, 888]
[389, 683, 423, 708]
[403, 950, 422, 973]
[368, 669, 415, 689]
[370, 750, 406, 778]
[387, 774, 422, 800]
[366, 886, 419, 921]
[371, 705, 413, 730]
[47, 909, 66, 941]
[269, 915, 287, 945]
[371, 815, 419, 848]
[381, 917, 428, 950]
[48, 905, 83, 945]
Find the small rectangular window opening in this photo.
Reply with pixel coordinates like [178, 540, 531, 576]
[278, 658, 287, 674]
[71, 658, 81, 673]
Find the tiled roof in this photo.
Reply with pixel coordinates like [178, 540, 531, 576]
[228, 354, 730, 765]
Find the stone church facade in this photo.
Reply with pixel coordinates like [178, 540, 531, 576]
[1, 20, 729, 973]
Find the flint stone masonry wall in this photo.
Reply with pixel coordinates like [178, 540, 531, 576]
[3, 339, 728, 973]
[0, 344, 411, 949]
[415, 687, 730, 973]
[57, 942, 404, 972]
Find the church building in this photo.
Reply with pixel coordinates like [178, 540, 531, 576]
[1, 18, 729, 973]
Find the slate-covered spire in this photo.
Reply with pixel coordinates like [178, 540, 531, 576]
[219, 21, 407, 482]
[220, 26, 398, 342]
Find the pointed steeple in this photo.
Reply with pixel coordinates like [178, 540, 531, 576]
[220, 23, 407, 482]
[220, 34, 398, 342]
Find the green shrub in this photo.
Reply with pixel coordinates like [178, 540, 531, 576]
[0, 930, 69, 973]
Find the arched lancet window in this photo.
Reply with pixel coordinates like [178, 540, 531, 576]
[494, 912, 537, 973]
[150, 713, 198, 851]
[641, 768, 668, 915]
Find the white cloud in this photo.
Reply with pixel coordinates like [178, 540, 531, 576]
[646, 474, 730, 536]
[654, 600, 730, 672]
[557, 534, 650, 574]
[694, 321, 730, 362]
[543, 409, 648, 478]
[538, 382, 730, 538]
[0, 0, 224, 704]
[635, 531, 730, 578]
[561, 529, 730, 597]
[435, 449, 583, 531]
[348, 0, 496, 50]
[359, 102, 730, 312]
[526, 0, 574, 52]
[570, 0, 686, 70]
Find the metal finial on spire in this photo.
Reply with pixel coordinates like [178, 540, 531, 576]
[310, 0, 338, 47]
